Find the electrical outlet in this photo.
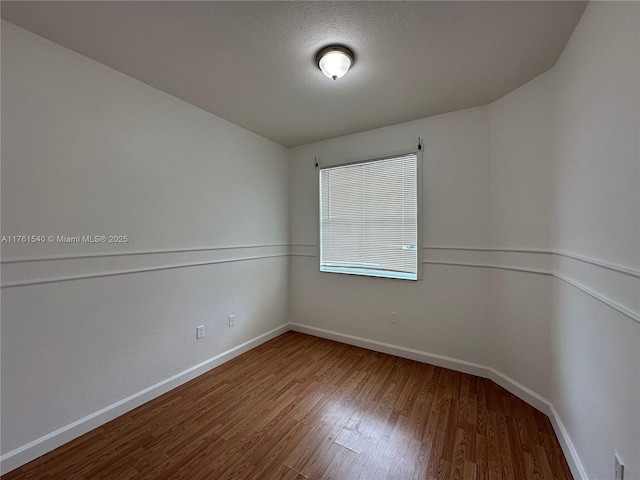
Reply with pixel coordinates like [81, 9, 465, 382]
[390, 312, 398, 323]
[615, 453, 624, 480]
[229, 315, 236, 327]
[196, 325, 204, 339]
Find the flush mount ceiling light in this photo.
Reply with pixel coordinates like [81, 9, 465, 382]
[316, 45, 354, 80]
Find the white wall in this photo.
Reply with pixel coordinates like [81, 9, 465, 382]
[488, 69, 555, 401]
[289, 107, 493, 368]
[553, 2, 640, 271]
[289, 3, 639, 480]
[1, 20, 289, 468]
[550, 3, 640, 479]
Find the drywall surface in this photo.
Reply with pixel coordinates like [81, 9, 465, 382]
[1, 20, 289, 458]
[289, 107, 493, 368]
[488, 70, 555, 400]
[489, 69, 554, 251]
[551, 279, 639, 480]
[488, 269, 552, 400]
[553, 2, 640, 271]
[550, 2, 640, 478]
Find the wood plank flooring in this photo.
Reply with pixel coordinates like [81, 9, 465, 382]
[2, 332, 573, 480]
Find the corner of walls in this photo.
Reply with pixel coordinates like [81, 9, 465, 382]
[486, 67, 556, 402]
[285, 147, 295, 325]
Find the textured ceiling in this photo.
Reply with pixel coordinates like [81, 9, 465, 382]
[1, 1, 587, 147]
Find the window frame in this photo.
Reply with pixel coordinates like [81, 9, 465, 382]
[317, 148, 423, 281]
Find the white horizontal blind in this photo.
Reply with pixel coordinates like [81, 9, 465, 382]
[320, 153, 418, 280]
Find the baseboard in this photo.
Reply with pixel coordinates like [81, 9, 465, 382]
[290, 323, 491, 377]
[548, 405, 589, 480]
[289, 322, 588, 480]
[0, 324, 289, 475]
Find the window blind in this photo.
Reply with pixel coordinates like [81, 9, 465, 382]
[319, 153, 418, 280]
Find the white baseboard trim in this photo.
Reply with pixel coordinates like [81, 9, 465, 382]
[289, 322, 587, 480]
[0, 324, 290, 476]
[548, 405, 589, 480]
[290, 323, 490, 377]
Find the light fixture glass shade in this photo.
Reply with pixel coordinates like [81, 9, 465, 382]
[317, 46, 354, 80]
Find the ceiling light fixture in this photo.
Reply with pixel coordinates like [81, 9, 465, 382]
[316, 45, 354, 80]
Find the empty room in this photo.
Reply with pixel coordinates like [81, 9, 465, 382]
[1, 1, 638, 479]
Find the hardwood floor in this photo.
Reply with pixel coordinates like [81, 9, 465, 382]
[3, 332, 573, 480]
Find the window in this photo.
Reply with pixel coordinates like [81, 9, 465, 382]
[319, 152, 421, 280]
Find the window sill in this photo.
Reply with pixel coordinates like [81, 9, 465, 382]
[320, 265, 417, 281]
